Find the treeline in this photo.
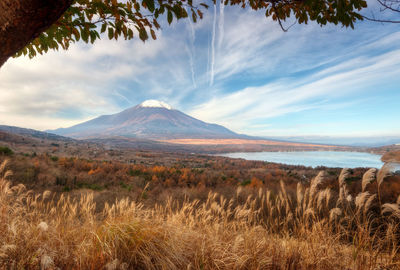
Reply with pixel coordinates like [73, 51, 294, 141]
[2, 152, 383, 205]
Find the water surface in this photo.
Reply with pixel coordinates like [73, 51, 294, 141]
[218, 151, 384, 168]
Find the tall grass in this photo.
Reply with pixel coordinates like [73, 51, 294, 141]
[1, 159, 400, 269]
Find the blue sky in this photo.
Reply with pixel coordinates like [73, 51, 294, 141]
[0, 1, 399, 138]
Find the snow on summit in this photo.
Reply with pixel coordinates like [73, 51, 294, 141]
[139, 100, 172, 110]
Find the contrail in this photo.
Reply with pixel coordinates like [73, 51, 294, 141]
[113, 89, 132, 105]
[209, 3, 217, 86]
[188, 12, 196, 44]
[207, 32, 210, 81]
[218, 0, 224, 49]
[187, 15, 197, 88]
[185, 45, 197, 88]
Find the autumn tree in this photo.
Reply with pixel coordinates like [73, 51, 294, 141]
[0, 0, 369, 68]
[249, 176, 263, 188]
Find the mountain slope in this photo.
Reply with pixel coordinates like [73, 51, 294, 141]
[0, 125, 75, 142]
[50, 100, 241, 139]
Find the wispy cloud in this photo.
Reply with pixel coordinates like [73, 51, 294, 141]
[186, 16, 197, 88]
[0, 5, 399, 137]
[190, 44, 400, 135]
[217, 1, 225, 49]
[209, 3, 217, 86]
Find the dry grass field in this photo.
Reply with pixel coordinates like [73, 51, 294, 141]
[382, 150, 400, 162]
[1, 159, 400, 269]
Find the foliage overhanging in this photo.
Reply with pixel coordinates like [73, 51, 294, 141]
[15, 0, 368, 58]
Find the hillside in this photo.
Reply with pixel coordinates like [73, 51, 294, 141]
[0, 125, 74, 142]
[0, 124, 355, 159]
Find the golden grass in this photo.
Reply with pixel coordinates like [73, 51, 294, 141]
[1, 160, 400, 269]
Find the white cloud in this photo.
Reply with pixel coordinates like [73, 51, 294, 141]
[0, 28, 193, 130]
[190, 46, 400, 135]
[0, 5, 399, 138]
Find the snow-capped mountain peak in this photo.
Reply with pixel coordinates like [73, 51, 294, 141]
[49, 100, 240, 140]
[139, 100, 172, 110]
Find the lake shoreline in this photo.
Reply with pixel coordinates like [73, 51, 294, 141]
[216, 150, 384, 169]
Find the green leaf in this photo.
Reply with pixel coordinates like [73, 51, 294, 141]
[143, 0, 155, 12]
[138, 28, 148, 41]
[81, 29, 89, 42]
[172, 5, 182, 18]
[108, 28, 114, 40]
[90, 31, 97, 43]
[167, 10, 173, 24]
[134, 2, 140, 11]
[180, 7, 188, 18]
[127, 28, 134, 39]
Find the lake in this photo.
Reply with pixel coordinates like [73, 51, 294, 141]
[218, 151, 384, 168]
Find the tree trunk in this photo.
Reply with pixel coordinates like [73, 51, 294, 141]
[0, 0, 72, 68]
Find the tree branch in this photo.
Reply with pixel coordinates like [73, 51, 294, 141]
[0, 0, 73, 67]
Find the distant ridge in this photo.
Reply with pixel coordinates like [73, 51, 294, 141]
[49, 100, 246, 140]
[0, 125, 74, 142]
[265, 135, 400, 147]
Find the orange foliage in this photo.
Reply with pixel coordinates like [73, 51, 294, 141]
[249, 177, 263, 189]
[88, 167, 102, 175]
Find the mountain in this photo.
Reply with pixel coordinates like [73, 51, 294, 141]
[50, 100, 242, 140]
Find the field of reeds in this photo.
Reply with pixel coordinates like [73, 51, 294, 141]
[1, 159, 400, 269]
